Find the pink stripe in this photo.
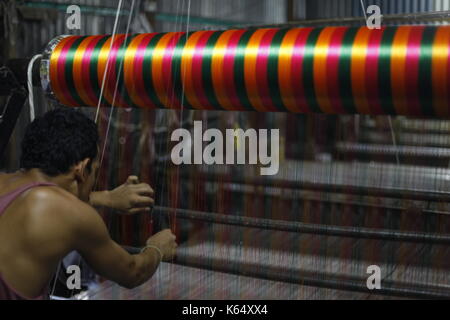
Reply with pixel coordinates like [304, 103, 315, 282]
[57, 36, 81, 106]
[255, 29, 278, 111]
[291, 28, 314, 113]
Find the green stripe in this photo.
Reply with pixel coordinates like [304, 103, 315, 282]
[202, 31, 225, 110]
[378, 27, 397, 115]
[268, 28, 290, 111]
[171, 33, 194, 109]
[337, 27, 359, 114]
[89, 36, 110, 107]
[303, 28, 323, 113]
[65, 36, 88, 106]
[143, 33, 165, 107]
[234, 29, 256, 110]
[418, 27, 437, 117]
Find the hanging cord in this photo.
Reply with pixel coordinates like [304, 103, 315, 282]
[94, 0, 124, 124]
[388, 116, 400, 165]
[27, 54, 42, 122]
[360, 0, 368, 22]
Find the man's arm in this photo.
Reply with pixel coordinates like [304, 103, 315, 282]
[89, 176, 154, 215]
[72, 202, 175, 289]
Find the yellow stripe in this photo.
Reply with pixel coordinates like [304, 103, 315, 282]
[244, 29, 269, 111]
[351, 27, 371, 115]
[212, 30, 237, 110]
[124, 34, 148, 108]
[50, 37, 76, 106]
[314, 27, 336, 113]
[73, 37, 97, 106]
[152, 32, 179, 108]
[181, 31, 205, 109]
[391, 26, 412, 115]
[278, 29, 303, 112]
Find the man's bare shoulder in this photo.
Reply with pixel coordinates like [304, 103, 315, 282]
[24, 185, 98, 224]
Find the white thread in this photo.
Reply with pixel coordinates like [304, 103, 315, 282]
[96, 0, 137, 188]
[27, 54, 42, 122]
[94, 0, 124, 123]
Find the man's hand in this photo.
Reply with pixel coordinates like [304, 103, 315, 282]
[146, 229, 177, 262]
[90, 176, 155, 215]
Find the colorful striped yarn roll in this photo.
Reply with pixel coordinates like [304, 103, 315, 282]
[41, 26, 450, 116]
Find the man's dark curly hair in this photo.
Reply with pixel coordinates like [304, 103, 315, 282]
[20, 108, 99, 176]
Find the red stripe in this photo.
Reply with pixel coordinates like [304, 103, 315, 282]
[326, 27, 348, 114]
[223, 29, 247, 109]
[291, 28, 314, 113]
[255, 29, 279, 112]
[365, 28, 385, 115]
[105, 34, 129, 108]
[57, 36, 81, 106]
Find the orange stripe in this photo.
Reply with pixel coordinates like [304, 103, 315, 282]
[73, 37, 97, 106]
[391, 26, 412, 115]
[278, 29, 303, 112]
[181, 31, 205, 109]
[97, 34, 129, 108]
[152, 33, 178, 108]
[313, 27, 336, 113]
[244, 29, 270, 111]
[124, 34, 149, 108]
[432, 26, 450, 117]
[212, 30, 238, 110]
[97, 36, 114, 106]
[351, 27, 371, 115]
[49, 37, 76, 107]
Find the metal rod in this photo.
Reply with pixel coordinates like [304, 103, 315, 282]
[195, 179, 450, 217]
[181, 171, 450, 203]
[154, 206, 450, 244]
[252, 10, 450, 28]
[336, 142, 450, 158]
[173, 257, 449, 300]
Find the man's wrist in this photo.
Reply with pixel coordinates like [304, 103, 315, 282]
[141, 245, 163, 264]
[89, 191, 112, 208]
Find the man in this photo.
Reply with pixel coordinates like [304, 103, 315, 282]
[0, 108, 177, 300]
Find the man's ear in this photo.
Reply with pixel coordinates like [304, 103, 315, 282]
[73, 158, 91, 182]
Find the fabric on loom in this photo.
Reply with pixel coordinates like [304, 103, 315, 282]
[45, 26, 450, 116]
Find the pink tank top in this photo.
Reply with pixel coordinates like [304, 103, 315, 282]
[0, 182, 57, 300]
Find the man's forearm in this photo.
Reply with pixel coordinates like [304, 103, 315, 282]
[89, 191, 112, 208]
[126, 249, 161, 288]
